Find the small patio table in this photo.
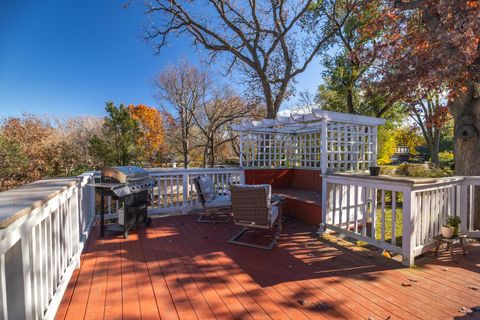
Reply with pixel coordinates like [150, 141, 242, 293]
[434, 234, 468, 259]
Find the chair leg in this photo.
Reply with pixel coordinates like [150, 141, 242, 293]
[461, 238, 467, 256]
[275, 214, 282, 239]
[228, 227, 278, 250]
[197, 208, 231, 224]
[434, 239, 441, 257]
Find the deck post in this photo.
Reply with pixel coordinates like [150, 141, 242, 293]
[182, 172, 189, 214]
[459, 181, 468, 233]
[401, 189, 416, 267]
[71, 185, 81, 268]
[321, 118, 328, 175]
[239, 170, 245, 184]
[239, 133, 244, 168]
[372, 126, 378, 167]
[319, 176, 328, 234]
[21, 232, 33, 319]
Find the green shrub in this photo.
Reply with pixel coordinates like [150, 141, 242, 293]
[395, 163, 453, 178]
[379, 165, 397, 176]
[438, 151, 454, 170]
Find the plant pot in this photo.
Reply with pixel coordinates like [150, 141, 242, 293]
[452, 226, 459, 237]
[441, 225, 453, 238]
[369, 166, 380, 176]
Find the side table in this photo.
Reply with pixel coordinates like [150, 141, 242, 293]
[434, 234, 468, 259]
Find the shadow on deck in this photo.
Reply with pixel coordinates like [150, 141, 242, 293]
[56, 214, 480, 320]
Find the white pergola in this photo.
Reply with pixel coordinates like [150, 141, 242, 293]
[232, 109, 385, 174]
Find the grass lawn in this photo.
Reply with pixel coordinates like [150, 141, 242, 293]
[356, 206, 404, 249]
[375, 207, 403, 247]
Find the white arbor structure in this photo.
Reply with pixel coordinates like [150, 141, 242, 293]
[232, 109, 385, 173]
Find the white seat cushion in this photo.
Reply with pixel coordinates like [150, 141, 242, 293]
[197, 176, 216, 202]
[204, 195, 231, 208]
[270, 206, 279, 223]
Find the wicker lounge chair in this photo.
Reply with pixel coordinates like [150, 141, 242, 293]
[193, 176, 232, 223]
[228, 184, 282, 250]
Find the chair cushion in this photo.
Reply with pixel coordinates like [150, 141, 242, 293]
[204, 195, 231, 208]
[270, 205, 279, 223]
[197, 176, 216, 202]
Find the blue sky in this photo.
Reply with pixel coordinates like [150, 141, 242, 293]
[0, 0, 323, 118]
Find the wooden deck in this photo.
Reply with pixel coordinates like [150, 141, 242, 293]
[56, 214, 480, 320]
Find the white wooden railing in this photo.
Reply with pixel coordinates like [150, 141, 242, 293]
[0, 168, 244, 320]
[2, 167, 479, 319]
[147, 168, 244, 214]
[459, 177, 480, 238]
[98, 168, 245, 216]
[321, 174, 478, 267]
[0, 173, 95, 320]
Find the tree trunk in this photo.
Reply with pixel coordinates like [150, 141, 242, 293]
[209, 142, 215, 168]
[451, 83, 480, 229]
[430, 129, 440, 167]
[202, 147, 208, 168]
[183, 139, 189, 169]
[346, 87, 355, 114]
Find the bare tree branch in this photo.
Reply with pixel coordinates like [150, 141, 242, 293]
[145, 0, 345, 118]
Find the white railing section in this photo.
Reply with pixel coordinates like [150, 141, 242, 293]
[0, 173, 95, 320]
[147, 168, 245, 214]
[322, 175, 472, 266]
[460, 177, 480, 238]
[322, 176, 406, 256]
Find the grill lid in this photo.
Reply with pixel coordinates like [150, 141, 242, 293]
[101, 166, 150, 183]
[99, 166, 154, 198]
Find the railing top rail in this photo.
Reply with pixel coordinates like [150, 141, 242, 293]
[411, 177, 464, 191]
[462, 176, 480, 185]
[325, 173, 465, 191]
[146, 167, 244, 175]
[0, 176, 83, 229]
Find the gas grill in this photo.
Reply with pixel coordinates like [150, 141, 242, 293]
[94, 166, 154, 238]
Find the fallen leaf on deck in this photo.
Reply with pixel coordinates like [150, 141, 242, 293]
[459, 306, 472, 314]
[401, 282, 413, 287]
[312, 302, 332, 311]
[468, 285, 479, 291]
[441, 267, 448, 271]
[382, 250, 391, 258]
[408, 278, 418, 283]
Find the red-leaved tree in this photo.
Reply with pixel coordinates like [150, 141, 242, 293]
[366, 0, 479, 175]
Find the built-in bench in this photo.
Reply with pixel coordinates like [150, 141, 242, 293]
[244, 169, 322, 225]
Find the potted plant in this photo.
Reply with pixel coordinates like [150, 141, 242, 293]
[447, 216, 461, 236]
[442, 216, 461, 238]
[441, 225, 453, 238]
[369, 166, 380, 176]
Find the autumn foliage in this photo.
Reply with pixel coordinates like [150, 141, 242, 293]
[364, 1, 480, 98]
[128, 104, 165, 166]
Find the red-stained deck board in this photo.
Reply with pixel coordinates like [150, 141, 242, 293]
[57, 214, 480, 320]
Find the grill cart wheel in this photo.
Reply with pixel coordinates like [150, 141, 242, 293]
[144, 217, 152, 227]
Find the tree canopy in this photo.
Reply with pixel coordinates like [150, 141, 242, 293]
[144, 0, 351, 118]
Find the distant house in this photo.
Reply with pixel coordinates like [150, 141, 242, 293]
[391, 145, 411, 163]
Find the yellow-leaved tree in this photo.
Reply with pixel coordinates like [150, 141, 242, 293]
[377, 127, 397, 165]
[128, 104, 165, 166]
